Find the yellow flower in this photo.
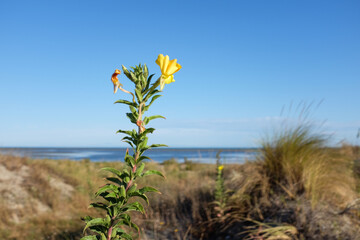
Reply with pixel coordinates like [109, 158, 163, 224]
[155, 54, 182, 91]
[111, 69, 122, 93]
[218, 165, 224, 171]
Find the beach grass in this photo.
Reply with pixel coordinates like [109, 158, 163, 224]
[259, 124, 356, 207]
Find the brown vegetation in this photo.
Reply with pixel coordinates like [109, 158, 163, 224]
[0, 129, 359, 239]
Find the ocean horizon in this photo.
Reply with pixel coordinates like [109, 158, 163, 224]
[0, 147, 257, 164]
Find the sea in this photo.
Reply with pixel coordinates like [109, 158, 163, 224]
[0, 147, 257, 164]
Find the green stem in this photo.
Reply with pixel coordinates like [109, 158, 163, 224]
[126, 100, 144, 192]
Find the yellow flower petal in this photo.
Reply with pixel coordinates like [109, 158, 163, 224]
[156, 54, 181, 76]
[164, 75, 175, 84]
[163, 55, 170, 74]
[156, 54, 181, 91]
[166, 59, 181, 75]
[155, 54, 166, 74]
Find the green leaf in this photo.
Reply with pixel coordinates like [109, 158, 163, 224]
[141, 128, 155, 136]
[144, 89, 160, 102]
[135, 88, 143, 102]
[147, 73, 154, 83]
[82, 215, 93, 222]
[83, 218, 107, 233]
[142, 73, 154, 93]
[142, 170, 165, 178]
[95, 184, 119, 197]
[143, 115, 165, 125]
[139, 74, 146, 87]
[117, 219, 140, 235]
[127, 184, 137, 194]
[89, 202, 107, 211]
[137, 137, 148, 151]
[101, 167, 122, 177]
[123, 140, 135, 150]
[112, 205, 119, 217]
[128, 191, 149, 205]
[115, 213, 132, 222]
[124, 154, 135, 168]
[122, 136, 135, 145]
[135, 163, 145, 176]
[122, 169, 130, 177]
[100, 191, 118, 203]
[86, 227, 106, 238]
[114, 99, 137, 107]
[138, 186, 161, 194]
[129, 106, 138, 117]
[142, 79, 151, 94]
[148, 115, 166, 121]
[122, 202, 145, 214]
[126, 113, 137, 124]
[120, 185, 126, 198]
[124, 176, 130, 183]
[144, 95, 161, 111]
[106, 177, 123, 186]
[112, 228, 132, 240]
[149, 144, 168, 148]
[129, 71, 137, 82]
[138, 155, 151, 162]
[116, 129, 133, 137]
[143, 64, 149, 79]
[139, 146, 150, 156]
[105, 215, 111, 225]
[129, 221, 140, 234]
[122, 65, 132, 80]
[114, 214, 140, 235]
[80, 236, 99, 240]
[142, 74, 156, 94]
[119, 232, 133, 240]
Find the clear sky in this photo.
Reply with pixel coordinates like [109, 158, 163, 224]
[0, 0, 359, 148]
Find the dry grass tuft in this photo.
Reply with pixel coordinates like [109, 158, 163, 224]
[259, 124, 356, 207]
[218, 123, 360, 239]
[228, 162, 270, 217]
[242, 220, 298, 240]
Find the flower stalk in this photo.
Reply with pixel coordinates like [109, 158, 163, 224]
[81, 55, 181, 240]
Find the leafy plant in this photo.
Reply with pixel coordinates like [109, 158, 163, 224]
[214, 164, 227, 218]
[81, 55, 181, 240]
[213, 151, 230, 219]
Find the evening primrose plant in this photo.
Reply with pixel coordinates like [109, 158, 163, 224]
[81, 54, 181, 240]
[214, 165, 227, 218]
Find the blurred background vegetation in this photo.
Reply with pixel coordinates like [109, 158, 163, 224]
[0, 122, 359, 239]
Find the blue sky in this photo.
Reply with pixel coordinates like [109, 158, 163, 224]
[0, 0, 359, 147]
